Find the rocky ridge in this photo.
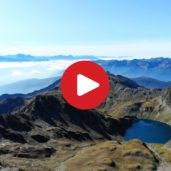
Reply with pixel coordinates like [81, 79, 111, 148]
[0, 73, 171, 170]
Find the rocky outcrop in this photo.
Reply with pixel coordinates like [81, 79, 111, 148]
[46, 127, 92, 141]
[31, 132, 50, 143]
[0, 144, 55, 158]
[0, 126, 26, 143]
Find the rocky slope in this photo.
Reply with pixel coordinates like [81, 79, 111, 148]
[99, 83, 171, 125]
[0, 73, 171, 170]
[0, 90, 137, 144]
[97, 73, 161, 117]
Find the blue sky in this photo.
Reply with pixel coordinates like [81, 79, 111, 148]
[0, 0, 171, 56]
[0, 0, 171, 85]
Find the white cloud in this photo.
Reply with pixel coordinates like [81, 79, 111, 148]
[29, 70, 41, 74]
[12, 70, 23, 76]
[0, 62, 37, 69]
[0, 60, 79, 70]
[0, 60, 81, 85]
[47, 60, 78, 71]
[0, 60, 80, 85]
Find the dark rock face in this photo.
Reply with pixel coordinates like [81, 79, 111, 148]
[0, 97, 25, 114]
[47, 127, 92, 141]
[0, 114, 32, 132]
[0, 126, 26, 143]
[15, 146, 55, 158]
[31, 133, 50, 143]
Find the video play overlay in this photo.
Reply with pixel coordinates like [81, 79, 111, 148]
[61, 61, 109, 109]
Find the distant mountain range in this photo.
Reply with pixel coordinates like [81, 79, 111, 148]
[1, 55, 171, 81]
[0, 54, 98, 62]
[1, 57, 171, 95]
[97, 57, 171, 81]
[132, 76, 171, 89]
[0, 77, 57, 95]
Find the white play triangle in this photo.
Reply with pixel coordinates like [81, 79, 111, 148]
[77, 74, 100, 96]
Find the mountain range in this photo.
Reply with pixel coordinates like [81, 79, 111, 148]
[97, 57, 171, 81]
[1, 57, 171, 95]
[0, 54, 98, 62]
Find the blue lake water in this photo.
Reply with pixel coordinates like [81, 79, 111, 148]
[124, 119, 171, 144]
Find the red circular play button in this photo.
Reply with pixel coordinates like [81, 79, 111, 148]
[61, 61, 109, 109]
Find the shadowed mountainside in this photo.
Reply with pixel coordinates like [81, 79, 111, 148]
[0, 97, 25, 114]
[132, 76, 171, 89]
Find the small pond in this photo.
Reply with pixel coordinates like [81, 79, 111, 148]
[124, 119, 171, 144]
